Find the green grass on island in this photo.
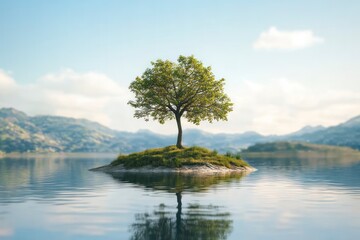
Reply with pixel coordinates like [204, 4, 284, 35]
[111, 145, 250, 169]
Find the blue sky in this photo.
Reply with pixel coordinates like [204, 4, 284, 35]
[0, 0, 359, 135]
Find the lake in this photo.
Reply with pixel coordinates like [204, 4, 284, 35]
[0, 152, 359, 240]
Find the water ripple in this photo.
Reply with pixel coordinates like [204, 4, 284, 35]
[0, 155, 359, 239]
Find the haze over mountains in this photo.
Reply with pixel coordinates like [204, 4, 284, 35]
[0, 107, 359, 153]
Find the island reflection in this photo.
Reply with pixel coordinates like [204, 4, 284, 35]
[109, 171, 250, 207]
[109, 171, 249, 193]
[109, 172, 249, 240]
[130, 203, 232, 240]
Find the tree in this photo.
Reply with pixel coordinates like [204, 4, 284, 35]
[128, 55, 233, 148]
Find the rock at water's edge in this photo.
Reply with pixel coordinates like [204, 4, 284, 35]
[90, 163, 256, 175]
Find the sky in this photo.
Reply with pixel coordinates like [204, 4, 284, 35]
[0, 0, 359, 135]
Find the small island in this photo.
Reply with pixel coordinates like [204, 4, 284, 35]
[91, 145, 253, 174]
[92, 55, 253, 173]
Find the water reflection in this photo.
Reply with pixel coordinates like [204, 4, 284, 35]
[108, 172, 248, 240]
[109, 171, 249, 193]
[130, 203, 232, 240]
[109, 172, 241, 240]
[0, 153, 359, 239]
[244, 152, 360, 191]
[0, 155, 113, 204]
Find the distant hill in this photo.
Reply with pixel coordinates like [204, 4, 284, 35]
[289, 115, 360, 150]
[0, 108, 172, 153]
[182, 129, 267, 152]
[285, 125, 326, 137]
[0, 107, 359, 153]
[242, 141, 358, 153]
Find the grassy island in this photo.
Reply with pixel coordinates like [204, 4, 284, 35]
[110, 145, 249, 169]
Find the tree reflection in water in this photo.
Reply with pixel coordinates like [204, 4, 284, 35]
[109, 172, 249, 240]
[109, 171, 248, 193]
[130, 203, 232, 240]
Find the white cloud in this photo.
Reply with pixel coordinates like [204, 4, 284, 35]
[40, 69, 124, 98]
[0, 69, 131, 128]
[0, 69, 17, 93]
[253, 26, 324, 50]
[1, 69, 359, 135]
[225, 78, 360, 134]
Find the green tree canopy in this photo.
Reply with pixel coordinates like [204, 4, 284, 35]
[129, 55, 233, 148]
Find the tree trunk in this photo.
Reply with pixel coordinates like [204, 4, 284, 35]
[175, 114, 183, 148]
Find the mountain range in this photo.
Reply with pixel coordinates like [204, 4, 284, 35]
[0, 107, 359, 153]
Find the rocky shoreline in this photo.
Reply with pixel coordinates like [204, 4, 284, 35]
[90, 163, 256, 175]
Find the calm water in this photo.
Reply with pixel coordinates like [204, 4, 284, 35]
[0, 152, 359, 240]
